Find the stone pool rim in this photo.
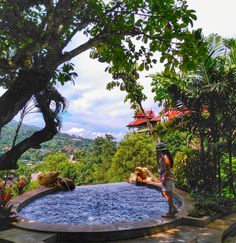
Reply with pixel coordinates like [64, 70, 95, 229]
[10, 182, 192, 241]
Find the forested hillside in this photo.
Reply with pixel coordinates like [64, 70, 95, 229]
[0, 121, 93, 162]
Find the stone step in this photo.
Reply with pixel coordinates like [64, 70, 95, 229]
[0, 228, 57, 243]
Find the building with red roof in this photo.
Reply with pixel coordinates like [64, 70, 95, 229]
[127, 107, 191, 132]
[151, 108, 186, 123]
[127, 110, 155, 132]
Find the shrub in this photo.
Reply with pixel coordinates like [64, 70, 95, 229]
[188, 190, 230, 217]
[27, 180, 41, 190]
[173, 148, 197, 191]
[173, 147, 215, 192]
[108, 133, 156, 182]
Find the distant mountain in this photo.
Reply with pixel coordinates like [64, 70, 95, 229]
[0, 121, 94, 162]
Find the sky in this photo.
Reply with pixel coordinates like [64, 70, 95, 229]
[4, 0, 236, 140]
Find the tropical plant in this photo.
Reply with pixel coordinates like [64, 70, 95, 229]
[188, 190, 231, 217]
[89, 135, 117, 184]
[173, 149, 215, 192]
[36, 153, 69, 173]
[152, 34, 236, 196]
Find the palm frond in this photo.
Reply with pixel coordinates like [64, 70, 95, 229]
[207, 34, 225, 58]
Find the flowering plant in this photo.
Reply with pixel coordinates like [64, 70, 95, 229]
[0, 181, 12, 206]
[16, 176, 27, 194]
[0, 181, 14, 230]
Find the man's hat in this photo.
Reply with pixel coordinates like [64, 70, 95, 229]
[156, 142, 168, 151]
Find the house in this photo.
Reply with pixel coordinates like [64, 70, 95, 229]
[127, 110, 155, 133]
[151, 107, 186, 123]
[127, 107, 189, 132]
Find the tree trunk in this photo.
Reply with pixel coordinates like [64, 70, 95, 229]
[138, 102, 152, 136]
[217, 153, 221, 191]
[3, 113, 24, 188]
[228, 136, 235, 197]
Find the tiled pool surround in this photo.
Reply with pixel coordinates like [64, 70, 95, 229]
[11, 182, 192, 242]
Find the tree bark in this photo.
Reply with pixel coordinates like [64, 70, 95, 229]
[0, 69, 50, 128]
[228, 135, 235, 197]
[138, 102, 152, 136]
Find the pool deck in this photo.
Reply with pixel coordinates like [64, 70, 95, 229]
[1, 183, 236, 242]
[1, 212, 236, 242]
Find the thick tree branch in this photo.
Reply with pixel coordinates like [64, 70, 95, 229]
[60, 37, 101, 64]
[59, 2, 124, 52]
[0, 87, 66, 170]
[60, 30, 140, 65]
[0, 123, 58, 170]
[0, 69, 50, 128]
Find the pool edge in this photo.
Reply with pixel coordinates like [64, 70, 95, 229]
[10, 182, 192, 242]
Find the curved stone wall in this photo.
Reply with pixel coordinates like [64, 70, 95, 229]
[10, 182, 193, 242]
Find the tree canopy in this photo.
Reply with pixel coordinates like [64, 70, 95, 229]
[0, 0, 205, 170]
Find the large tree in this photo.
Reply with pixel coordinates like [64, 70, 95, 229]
[0, 0, 204, 170]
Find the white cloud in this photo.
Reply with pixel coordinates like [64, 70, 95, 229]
[66, 127, 85, 136]
[56, 48, 160, 141]
[91, 131, 108, 137]
[63, 126, 126, 141]
[90, 131, 126, 141]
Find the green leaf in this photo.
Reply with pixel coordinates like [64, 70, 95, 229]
[139, 63, 144, 71]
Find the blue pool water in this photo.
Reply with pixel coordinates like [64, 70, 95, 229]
[19, 182, 177, 225]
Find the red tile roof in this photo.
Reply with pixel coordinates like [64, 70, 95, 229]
[151, 109, 181, 121]
[151, 114, 161, 121]
[127, 107, 203, 128]
[134, 110, 155, 119]
[127, 118, 147, 127]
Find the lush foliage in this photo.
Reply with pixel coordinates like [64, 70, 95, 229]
[152, 34, 236, 198]
[0, 176, 27, 229]
[188, 191, 231, 217]
[0, 176, 27, 205]
[28, 135, 117, 185]
[5, 132, 157, 187]
[108, 133, 156, 182]
[220, 155, 236, 199]
[173, 149, 216, 192]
